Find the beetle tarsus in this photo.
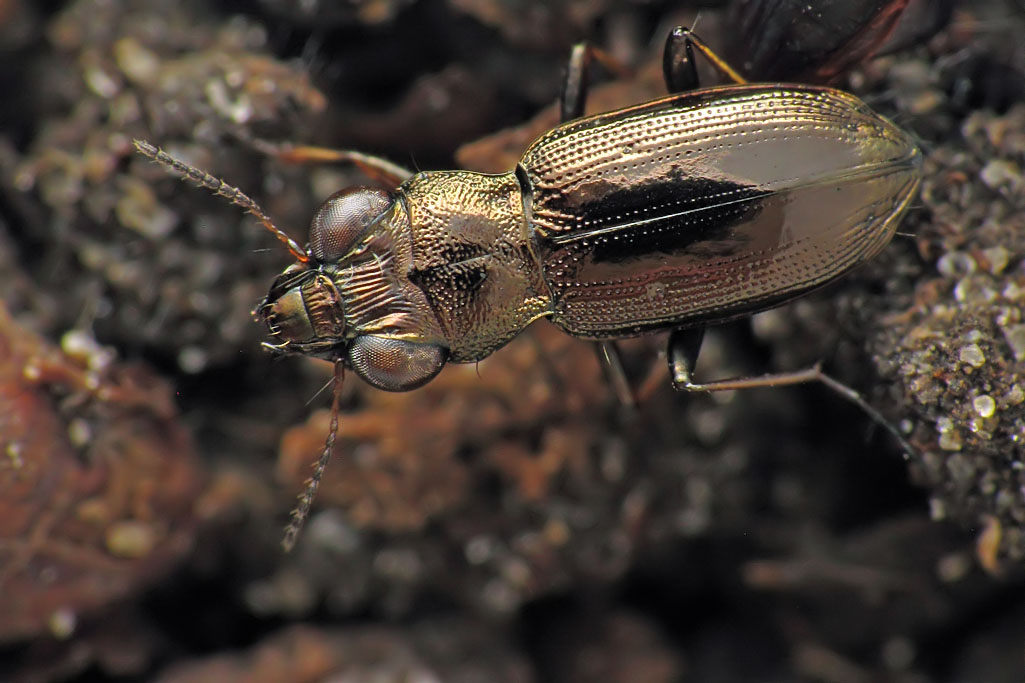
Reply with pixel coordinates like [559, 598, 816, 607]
[813, 371, 917, 460]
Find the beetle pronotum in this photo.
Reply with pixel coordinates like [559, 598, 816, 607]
[137, 26, 921, 550]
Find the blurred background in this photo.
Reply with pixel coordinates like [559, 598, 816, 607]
[1, 0, 1024, 680]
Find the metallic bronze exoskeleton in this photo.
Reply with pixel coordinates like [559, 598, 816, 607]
[259, 85, 919, 383]
[136, 26, 922, 549]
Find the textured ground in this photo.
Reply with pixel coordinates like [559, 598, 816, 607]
[1, 1, 1023, 681]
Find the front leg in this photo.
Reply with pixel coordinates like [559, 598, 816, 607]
[248, 138, 413, 190]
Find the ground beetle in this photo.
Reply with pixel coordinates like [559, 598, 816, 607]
[137, 27, 922, 550]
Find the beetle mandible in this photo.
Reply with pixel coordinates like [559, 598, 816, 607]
[136, 27, 922, 550]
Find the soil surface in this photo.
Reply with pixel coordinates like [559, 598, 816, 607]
[1, 1, 1024, 681]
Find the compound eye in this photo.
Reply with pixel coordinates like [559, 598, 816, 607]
[309, 187, 392, 263]
[348, 336, 447, 391]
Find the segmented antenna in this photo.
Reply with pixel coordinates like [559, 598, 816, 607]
[133, 139, 309, 263]
[282, 360, 345, 552]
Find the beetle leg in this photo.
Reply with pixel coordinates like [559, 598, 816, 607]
[249, 138, 414, 190]
[560, 42, 631, 122]
[666, 329, 915, 458]
[560, 43, 590, 122]
[663, 26, 748, 91]
[662, 26, 700, 93]
[594, 342, 637, 409]
[593, 341, 639, 408]
[666, 328, 706, 387]
[558, 41, 639, 406]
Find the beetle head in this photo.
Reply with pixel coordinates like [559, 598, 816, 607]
[258, 187, 448, 390]
[134, 141, 450, 550]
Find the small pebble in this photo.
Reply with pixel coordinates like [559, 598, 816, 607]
[105, 521, 156, 559]
[937, 251, 976, 278]
[67, 418, 92, 448]
[980, 159, 1023, 191]
[48, 608, 77, 640]
[959, 343, 986, 368]
[981, 246, 1010, 274]
[939, 431, 963, 451]
[973, 395, 997, 418]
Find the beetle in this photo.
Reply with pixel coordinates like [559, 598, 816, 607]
[136, 26, 922, 550]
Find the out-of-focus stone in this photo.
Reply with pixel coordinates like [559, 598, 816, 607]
[0, 303, 202, 642]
